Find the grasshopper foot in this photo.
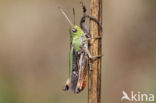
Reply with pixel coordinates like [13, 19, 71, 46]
[89, 55, 102, 60]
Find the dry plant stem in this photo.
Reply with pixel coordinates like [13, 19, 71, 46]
[88, 0, 102, 103]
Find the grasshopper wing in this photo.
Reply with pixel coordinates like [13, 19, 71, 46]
[70, 48, 79, 92]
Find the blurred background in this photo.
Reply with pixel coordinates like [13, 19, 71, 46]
[0, 0, 156, 103]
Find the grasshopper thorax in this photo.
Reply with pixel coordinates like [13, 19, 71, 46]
[69, 25, 83, 52]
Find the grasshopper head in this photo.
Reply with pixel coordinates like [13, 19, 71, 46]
[69, 25, 82, 37]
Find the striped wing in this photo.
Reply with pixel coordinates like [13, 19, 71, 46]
[70, 48, 79, 92]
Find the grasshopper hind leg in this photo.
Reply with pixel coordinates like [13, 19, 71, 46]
[75, 54, 88, 93]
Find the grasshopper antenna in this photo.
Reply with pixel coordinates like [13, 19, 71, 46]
[80, 1, 90, 34]
[73, 8, 76, 25]
[80, 1, 86, 14]
[58, 7, 73, 26]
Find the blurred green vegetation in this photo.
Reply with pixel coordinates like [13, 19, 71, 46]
[0, 79, 17, 103]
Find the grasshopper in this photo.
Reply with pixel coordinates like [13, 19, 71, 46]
[59, 2, 102, 93]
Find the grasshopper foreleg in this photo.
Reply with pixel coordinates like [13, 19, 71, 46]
[84, 47, 101, 59]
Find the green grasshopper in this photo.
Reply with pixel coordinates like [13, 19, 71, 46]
[59, 3, 102, 93]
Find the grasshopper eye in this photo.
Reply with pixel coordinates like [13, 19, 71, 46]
[72, 28, 77, 33]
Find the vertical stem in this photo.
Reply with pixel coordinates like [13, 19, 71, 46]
[88, 0, 102, 103]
